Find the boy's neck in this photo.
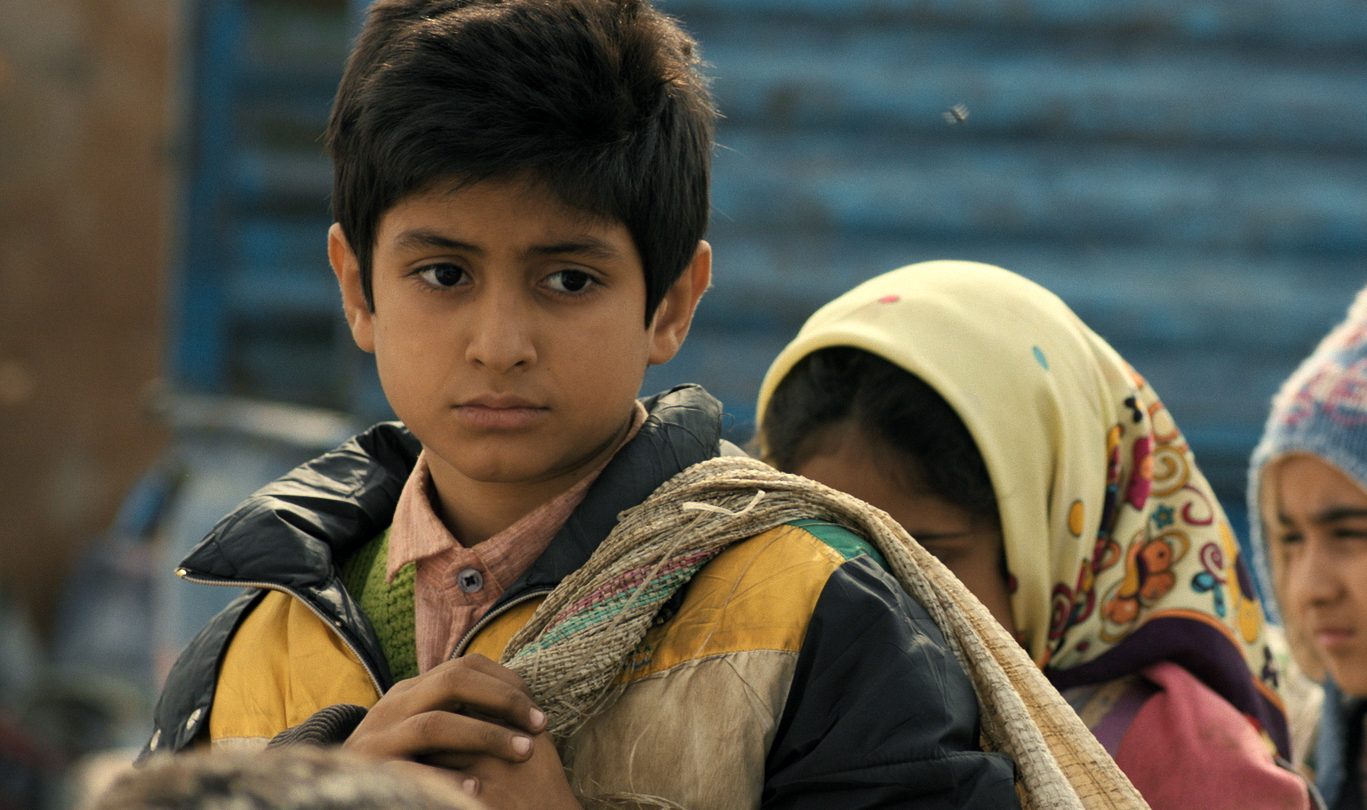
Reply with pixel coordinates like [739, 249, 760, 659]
[426, 406, 643, 547]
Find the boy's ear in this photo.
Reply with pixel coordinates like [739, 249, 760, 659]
[329, 223, 376, 353]
[647, 240, 711, 365]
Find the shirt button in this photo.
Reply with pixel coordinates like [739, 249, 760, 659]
[458, 568, 484, 593]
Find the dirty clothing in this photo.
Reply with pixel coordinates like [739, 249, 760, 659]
[144, 385, 1017, 809]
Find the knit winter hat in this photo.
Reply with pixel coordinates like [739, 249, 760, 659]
[1248, 285, 1367, 625]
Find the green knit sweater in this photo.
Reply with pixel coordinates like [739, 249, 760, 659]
[340, 528, 419, 681]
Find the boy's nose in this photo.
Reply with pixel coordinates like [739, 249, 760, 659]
[464, 294, 537, 372]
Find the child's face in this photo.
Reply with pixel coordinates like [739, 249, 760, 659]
[794, 422, 1016, 633]
[330, 177, 708, 500]
[1272, 453, 1367, 695]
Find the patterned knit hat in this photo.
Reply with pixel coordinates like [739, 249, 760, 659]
[1248, 286, 1367, 625]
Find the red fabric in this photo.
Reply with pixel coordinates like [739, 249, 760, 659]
[1114, 661, 1309, 810]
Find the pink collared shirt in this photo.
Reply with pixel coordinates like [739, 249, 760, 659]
[387, 403, 647, 673]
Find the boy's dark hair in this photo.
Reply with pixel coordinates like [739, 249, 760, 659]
[762, 346, 999, 522]
[326, 0, 715, 323]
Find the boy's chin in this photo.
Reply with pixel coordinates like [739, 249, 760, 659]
[440, 447, 610, 488]
[420, 413, 636, 491]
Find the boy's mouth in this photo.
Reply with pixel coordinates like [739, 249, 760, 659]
[455, 395, 548, 430]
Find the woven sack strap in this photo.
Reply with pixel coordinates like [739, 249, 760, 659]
[501, 457, 1150, 810]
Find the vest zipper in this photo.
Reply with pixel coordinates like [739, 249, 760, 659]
[451, 588, 554, 659]
[176, 569, 386, 697]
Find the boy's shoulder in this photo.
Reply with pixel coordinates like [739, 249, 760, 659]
[170, 420, 418, 594]
[461, 516, 899, 686]
[545, 519, 870, 806]
[174, 386, 726, 594]
[784, 517, 889, 569]
[526, 512, 1007, 808]
[620, 519, 894, 681]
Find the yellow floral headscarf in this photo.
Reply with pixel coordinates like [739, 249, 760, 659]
[757, 260, 1289, 755]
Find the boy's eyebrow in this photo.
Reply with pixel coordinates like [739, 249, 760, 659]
[524, 237, 623, 260]
[395, 229, 483, 254]
[390, 232, 622, 261]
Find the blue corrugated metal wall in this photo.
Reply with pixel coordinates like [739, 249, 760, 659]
[649, 0, 1367, 526]
[173, 0, 353, 404]
[175, 0, 1367, 527]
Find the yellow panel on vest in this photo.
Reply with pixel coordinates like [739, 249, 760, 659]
[619, 524, 847, 682]
[464, 598, 546, 662]
[459, 525, 846, 683]
[210, 589, 381, 743]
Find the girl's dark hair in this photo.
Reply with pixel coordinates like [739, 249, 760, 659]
[763, 346, 998, 521]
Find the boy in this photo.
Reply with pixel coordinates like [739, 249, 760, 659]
[145, 1, 1017, 807]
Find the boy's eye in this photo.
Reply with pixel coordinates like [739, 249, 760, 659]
[545, 269, 596, 294]
[416, 263, 467, 288]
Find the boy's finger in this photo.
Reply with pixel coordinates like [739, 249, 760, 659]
[350, 709, 534, 764]
[454, 653, 532, 695]
[417, 658, 545, 733]
[417, 749, 477, 772]
[381, 760, 480, 797]
[402, 709, 536, 764]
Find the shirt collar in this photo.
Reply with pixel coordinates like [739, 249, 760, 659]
[386, 402, 648, 581]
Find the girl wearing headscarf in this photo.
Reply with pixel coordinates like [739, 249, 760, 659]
[1249, 286, 1367, 810]
[757, 260, 1311, 810]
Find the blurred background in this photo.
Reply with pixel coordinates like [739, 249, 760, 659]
[2, 0, 1365, 805]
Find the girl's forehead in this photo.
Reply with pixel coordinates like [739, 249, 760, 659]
[1273, 453, 1367, 514]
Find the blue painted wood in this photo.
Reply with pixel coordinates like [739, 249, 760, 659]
[659, 0, 1367, 510]
[232, 150, 331, 208]
[167, 0, 1367, 511]
[711, 129, 1367, 253]
[173, 0, 345, 403]
[174, 0, 246, 392]
[698, 231, 1366, 345]
[691, 27, 1367, 150]
[666, 0, 1367, 47]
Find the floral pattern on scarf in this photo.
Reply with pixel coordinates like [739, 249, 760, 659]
[758, 260, 1290, 757]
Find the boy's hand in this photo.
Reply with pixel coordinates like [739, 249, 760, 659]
[342, 654, 547, 775]
[461, 731, 583, 810]
[343, 653, 582, 808]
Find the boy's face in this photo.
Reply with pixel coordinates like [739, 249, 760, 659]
[330, 177, 709, 499]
